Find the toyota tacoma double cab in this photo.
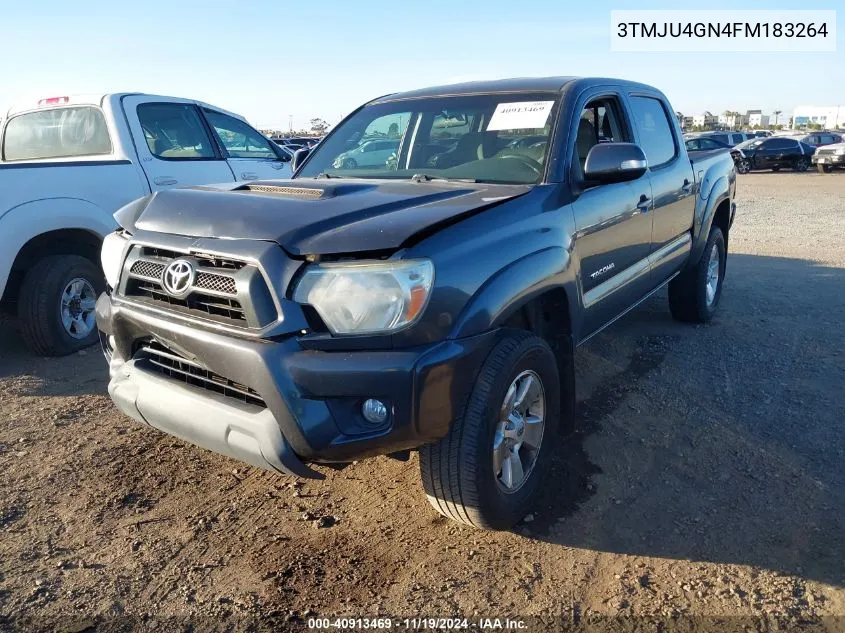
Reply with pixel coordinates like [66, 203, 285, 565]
[96, 77, 735, 530]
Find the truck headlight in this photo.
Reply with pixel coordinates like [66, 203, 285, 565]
[836, 148, 845, 156]
[101, 231, 130, 289]
[293, 259, 434, 334]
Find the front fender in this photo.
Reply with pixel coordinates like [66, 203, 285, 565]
[0, 198, 114, 298]
[449, 246, 577, 339]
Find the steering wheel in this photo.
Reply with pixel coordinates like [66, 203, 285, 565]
[496, 154, 543, 176]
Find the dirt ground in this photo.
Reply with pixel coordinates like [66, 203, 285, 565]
[1, 172, 844, 633]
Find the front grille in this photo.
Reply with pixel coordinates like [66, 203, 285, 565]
[135, 340, 265, 408]
[126, 278, 246, 322]
[816, 148, 838, 156]
[120, 246, 277, 328]
[195, 272, 236, 294]
[130, 260, 165, 279]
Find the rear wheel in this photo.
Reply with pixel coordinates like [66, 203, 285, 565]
[818, 164, 833, 174]
[419, 332, 561, 530]
[17, 255, 104, 356]
[794, 157, 810, 172]
[668, 226, 726, 323]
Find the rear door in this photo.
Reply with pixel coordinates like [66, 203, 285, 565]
[122, 96, 235, 190]
[201, 109, 292, 181]
[627, 94, 695, 285]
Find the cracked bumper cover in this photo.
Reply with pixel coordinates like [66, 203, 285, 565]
[96, 293, 495, 479]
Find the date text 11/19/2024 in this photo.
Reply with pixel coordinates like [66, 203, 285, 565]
[307, 617, 529, 630]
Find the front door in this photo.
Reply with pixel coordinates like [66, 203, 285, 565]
[569, 95, 654, 340]
[202, 108, 292, 181]
[123, 96, 236, 191]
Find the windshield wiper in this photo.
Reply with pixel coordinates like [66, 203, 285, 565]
[410, 173, 477, 183]
[314, 172, 334, 179]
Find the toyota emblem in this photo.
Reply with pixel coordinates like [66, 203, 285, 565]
[161, 259, 195, 296]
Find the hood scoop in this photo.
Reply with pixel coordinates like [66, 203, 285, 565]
[236, 184, 326, 199]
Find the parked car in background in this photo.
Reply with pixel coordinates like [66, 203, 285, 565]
[735, 136, 815, 172]
[685, 136, 750, 173]
[697, 131, 754, 147]
[97, 76, 735, 529]
[812, 140, 845, 172]
[795, 132, 843, 148]
[0, 93, 292, 356]
[272, 138, 304, 152]
[332, 138, 400, 168]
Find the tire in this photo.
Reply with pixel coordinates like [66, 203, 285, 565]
[17, 255, 104, 356]
[736, 159, 750, 174]
[818, 164, 833, 174]
[793, 157, 810, 172]
[419, 331, 561, 530]
[668, 226, 726, 324]
[771, 166, 781, 172]
[342, 158, 357, 169]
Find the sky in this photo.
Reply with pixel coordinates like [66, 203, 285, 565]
[0, 0, 841, 131]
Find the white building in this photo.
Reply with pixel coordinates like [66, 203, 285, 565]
[747, 111, 770, 128]
[692, 111, 717, 129]
[718, 113, 748, 130]
[792, 105, 845, 130]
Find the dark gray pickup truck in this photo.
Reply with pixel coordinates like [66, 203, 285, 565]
[96, 77, 735, 530]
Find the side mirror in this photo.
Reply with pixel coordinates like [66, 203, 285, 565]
[584, 143, 648, 184]
[291, 147, 311, 172]
[278, 151, 291, 163]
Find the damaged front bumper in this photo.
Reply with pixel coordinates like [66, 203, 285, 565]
[96, 293, 495, 479]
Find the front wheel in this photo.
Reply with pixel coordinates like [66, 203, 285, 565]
[794, 157, 810, 172]
[817, 164, 833, 174]
[17, 255, 104, 356]
[419, 332, 561, 530]
[736, 158, 751, 174]
[668, 226, 726, 323]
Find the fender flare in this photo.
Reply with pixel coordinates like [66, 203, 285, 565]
[449, 246, 578, 340]
[0, 198, 114, 298]
[689, 175, 730, 268]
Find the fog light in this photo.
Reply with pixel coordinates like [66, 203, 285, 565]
[362, 399, 389, 424]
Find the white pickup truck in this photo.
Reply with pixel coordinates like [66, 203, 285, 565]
[0, 93, 292, 356]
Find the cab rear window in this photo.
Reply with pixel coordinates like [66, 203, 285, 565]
[2, 106, 112, 161]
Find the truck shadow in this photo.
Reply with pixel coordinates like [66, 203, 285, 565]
[527, 253, 845, 588]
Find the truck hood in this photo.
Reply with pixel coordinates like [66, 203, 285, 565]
[129, 179, 532, 256]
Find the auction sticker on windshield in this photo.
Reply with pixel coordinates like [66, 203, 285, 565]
[487, 101, 554, 131]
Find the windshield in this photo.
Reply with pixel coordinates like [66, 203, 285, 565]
[295, 93, 559, 184]
[736, 138, 764, 150]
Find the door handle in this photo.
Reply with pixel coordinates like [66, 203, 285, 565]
[153, 176, 178, 186]
[681, 178, 693, 193]
[636, 194, 651, 213]
[241, 172, 258, 180]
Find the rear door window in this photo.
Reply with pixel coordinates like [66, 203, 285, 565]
[629, 96, 677, 168]
[2, 106, 112, 161]
[137, 103, 217, 160]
